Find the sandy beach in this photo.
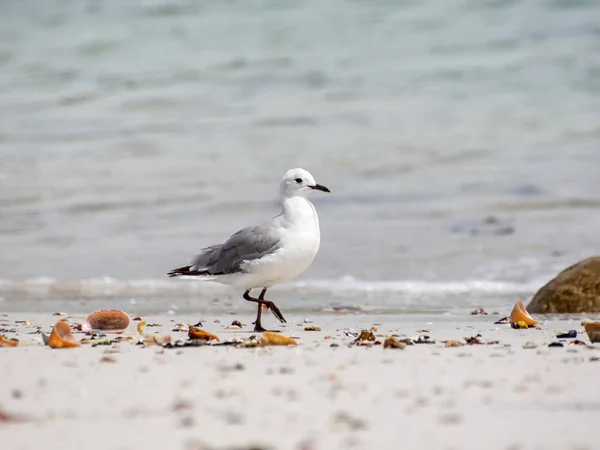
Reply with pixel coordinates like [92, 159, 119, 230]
[2, 2, 600, 449]
[2, 304, 599, 450]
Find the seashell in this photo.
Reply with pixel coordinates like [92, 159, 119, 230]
[509, 300, 538, 327]
[83, 310, 130, 334]
[137, 321, 147, 336]
[444, 340, 464, 348]
[225, 325, 242, 330]
[188, 326, 220, 342]
[304, 326, 321, 332]
[230, 320, 242, 328]
[522, 341, 537, 349]
[258, 331, 297, 347]
[48, 320, 80, 348]
[0, 335, 19, 347]
[582, 321, 600, 343]
[151, 334, 172, 346]
[357, 330, 376, 342]
[383, 336, 406, 349]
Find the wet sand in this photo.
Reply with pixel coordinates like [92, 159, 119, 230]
[1, 309, 599, 450]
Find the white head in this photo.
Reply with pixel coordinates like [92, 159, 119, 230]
[279, 168, 330, 199]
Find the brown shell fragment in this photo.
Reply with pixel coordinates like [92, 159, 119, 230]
[383, 336, 406, 349]
[84, 310, 130, 334]
[0, 335, 19, 348]
[357, 330, 376, 342]
[582, 322, 600, 343]
[151, 334, 172, 346]
[509, 300, 538, 327]
[188, 326, 220, 342]
[48, 320, 80, 348]
[444, 340, 464, 348]
[258, 331, 297, 347]
[304, 326, 321, 332]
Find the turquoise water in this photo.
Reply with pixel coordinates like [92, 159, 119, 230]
[1, 0, 599, 307]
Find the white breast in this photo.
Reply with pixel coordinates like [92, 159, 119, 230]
[241, 197, 321, 288]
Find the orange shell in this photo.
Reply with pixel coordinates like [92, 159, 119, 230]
[49, 320, 80, 348]
[510, 300, 538, 326]
[137, 321, 147, 336]
[258, 331, 297, 346]
[0, 335, 19, 347]
[84, 310, 130, 334]
[188, 326, 220, 342]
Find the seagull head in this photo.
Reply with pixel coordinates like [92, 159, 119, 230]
[280, 168, 330, 199]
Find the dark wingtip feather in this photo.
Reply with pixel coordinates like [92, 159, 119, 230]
[167, 266, 191, 277]
[167, 266, 211, 277]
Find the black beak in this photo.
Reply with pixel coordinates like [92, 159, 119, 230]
[311, 183, 331, 193]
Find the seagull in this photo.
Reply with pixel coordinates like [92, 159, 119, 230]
[168, 168, 330, 332]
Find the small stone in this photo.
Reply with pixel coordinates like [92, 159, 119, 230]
[444, 340, 463, 348]
[555, 330, 577, 339]
[304, 326, 321, 332]
[522, 342, 537, 349]
[494, 317, 511, 324]
[548, 342, 564, 348]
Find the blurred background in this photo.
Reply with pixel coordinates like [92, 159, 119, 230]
[1, 0, 599, 310]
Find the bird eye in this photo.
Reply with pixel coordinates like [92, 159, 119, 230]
[295, 178, 302, 184]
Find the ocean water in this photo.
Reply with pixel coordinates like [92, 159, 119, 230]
[1, 0, 599, 311]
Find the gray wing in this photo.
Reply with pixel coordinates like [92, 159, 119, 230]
[192, 224, 281, 275]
